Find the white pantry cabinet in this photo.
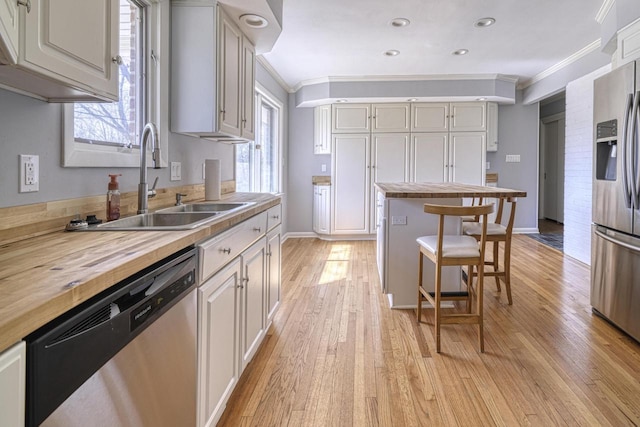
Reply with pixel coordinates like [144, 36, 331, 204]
[314, 105, 331, 154]
[171, 3, 256, 142]
[411, 102, 487, 132]
[332, 104, 371, 133]
[332, 103, 411, 133]
[198, 259, 241, 427]
[371, 103, 411, 132]
[313, 184, 331, 234]
[0, 0, 119, 101]
[0, 341, 25, 427]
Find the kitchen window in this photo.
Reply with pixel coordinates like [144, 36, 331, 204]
[62, 0, 167, 168]
[236, 84, 283, 192]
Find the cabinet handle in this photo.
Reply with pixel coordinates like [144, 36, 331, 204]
[271, 215, 279, 219]
[111, 55, 123, 65]
[17, 0, 30, 13]
[253, 227, 261, 232]
[220, 248, 231, 254]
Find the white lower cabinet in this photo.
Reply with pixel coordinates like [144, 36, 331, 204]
[0, 341, 25, 427]
[240, 238, 266, 372]
[313, 184, 331, 234]
[198, 259, 241, 427]
[197, 204, 281, 426]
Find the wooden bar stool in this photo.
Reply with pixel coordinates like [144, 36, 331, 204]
[463, 197, 517, 304]
[462, 197, 484, 222]
[417, 203, 493, 353]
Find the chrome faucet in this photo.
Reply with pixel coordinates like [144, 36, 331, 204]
[137, 123, 161, 214]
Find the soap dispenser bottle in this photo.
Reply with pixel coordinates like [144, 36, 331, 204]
[107, 174, 121, 221]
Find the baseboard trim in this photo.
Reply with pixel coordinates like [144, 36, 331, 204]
[283, 232, 376, 242]
[513, 227, 539, 234]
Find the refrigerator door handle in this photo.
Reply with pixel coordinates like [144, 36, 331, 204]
[634, 90, 640, 207]
[622, 93, 634, 208]
[594, 228, 640, 253]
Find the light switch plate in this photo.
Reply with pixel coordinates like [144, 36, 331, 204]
[321, 163, 327, 172]
[506, 154, 521, 163]
[19, 154, 39, 193]
[391, 216, 407, 225]
[170, 162, 181, 181]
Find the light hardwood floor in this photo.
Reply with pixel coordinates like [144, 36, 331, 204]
[218, 236, 640, 426]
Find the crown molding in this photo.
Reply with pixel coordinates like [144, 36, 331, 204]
[256, 55, 294, 93]
[518, 39, 602, 89]
[596, 0, 615, 24]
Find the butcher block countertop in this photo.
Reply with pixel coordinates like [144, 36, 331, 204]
[0, 192, 281, 353]
[375, 182, 527, 199]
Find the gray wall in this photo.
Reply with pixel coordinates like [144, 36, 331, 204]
[0, 87, 234, 209]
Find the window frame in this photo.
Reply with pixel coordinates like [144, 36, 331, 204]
[62, 0, 168, 168]
[235, 82, 283, 193]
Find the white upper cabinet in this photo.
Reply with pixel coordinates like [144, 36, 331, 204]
[332, 104, 371, 133]
[0, 0, 119, 101]
[486, 102, 498, 152]
[0, 0, 19, 63]
[450, 102, 486, 131]
[411, 103, 449, 132]
[171, 3, 256, 142]
[314, 105, 331, 154]
[371, 103, 410, 132]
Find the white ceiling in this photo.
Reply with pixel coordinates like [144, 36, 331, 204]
[259, 0, 605, 91]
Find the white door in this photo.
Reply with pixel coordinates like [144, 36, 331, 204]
[371, 133, 410, 231]
[332, 104, 370, 133]
[450, 102, 487, 131]
[241, 36, 255, 140]
[410, 133, 448, 183]
[21, 0, 119, 100]
[0, 0, 19, 63]
[240, 239, 266, 372]
[332, 134, 371, 234]
[411, 103, 449, 132]
[449, 132, 486, 185]
[371, 103, 410, 132]
[218, 9, 242, 137]
[198, 259, 241, 427]
[266, 228, 281, 325]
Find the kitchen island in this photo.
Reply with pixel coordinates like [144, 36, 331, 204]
[375, 182, 526, 308]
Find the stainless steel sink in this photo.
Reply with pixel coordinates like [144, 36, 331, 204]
[94, 212, 220, 231]
[158, 202, 255, 213]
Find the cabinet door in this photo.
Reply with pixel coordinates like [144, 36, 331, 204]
[240, 238, 266, 372]
[371, 133, 410, 232]
[332, 134, 370, 234]
[0, 341, 25, 427]
[450, 132, 486, 185]
[21, 0, 119, 100]
[372, 103, 410, 132]
[198, 259, 241, 427]
[450, 102, 487, 131]
[266, 227, 281, 326]
[411, 103, 449, 132]
[314, 105, 331, 154]
[313, 185, 331, 234]
[0, 0, 19, 63]
[486, 102, 498, 152]
[332, 104, 370, 133]
[241, 36, 255, 140]
[411, 133, 448, 183]
[218, 9, 242, 137]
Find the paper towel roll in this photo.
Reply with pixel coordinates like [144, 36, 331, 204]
[205, 159, 221, 200]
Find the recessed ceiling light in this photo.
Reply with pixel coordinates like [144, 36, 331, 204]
[390, 18, 410, 27]
[384, 50, 400, 56]
[474, 17, 496, 28]
[407, 98, 418, 102]
[452, 49, 469, 56]
[240, 14, 268, 28]
[336, 99, 348, 103]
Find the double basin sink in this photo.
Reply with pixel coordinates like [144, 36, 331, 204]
[93, 202, 255, 231]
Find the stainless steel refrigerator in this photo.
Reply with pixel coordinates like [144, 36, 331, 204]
[592, 59, 640, 342]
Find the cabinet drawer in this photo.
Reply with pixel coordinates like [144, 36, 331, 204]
[199, 212, 267, 282]
[266, 204, 282, 230]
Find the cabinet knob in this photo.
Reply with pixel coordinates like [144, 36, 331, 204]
[271, 215, 279, 219]
[17, 0, 31, 13]
[253, 227, 261, 232]
[111, 55, 123, 65]
[220, 248, 231, 254]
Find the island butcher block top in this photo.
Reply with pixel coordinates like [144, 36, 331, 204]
[375, 182, 527, 199]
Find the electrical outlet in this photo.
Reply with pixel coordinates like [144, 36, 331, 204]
[391, 216, 407, 225]
[506, 154, 521, 163]
[202, 163, 206, 180]
[486, 161, 490, 170]
[321, 164, 327, 172]
[170, 162, 181, 181]
[19, 154, 39, 193]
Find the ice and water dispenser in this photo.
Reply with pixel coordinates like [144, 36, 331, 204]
[595, 119, 618, 181]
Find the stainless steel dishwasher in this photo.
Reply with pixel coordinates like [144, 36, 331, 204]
[25, 247, 197, 427]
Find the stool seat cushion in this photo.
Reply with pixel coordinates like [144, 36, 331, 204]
[417, 235, 480, 258]
[462, 222, 507, 236]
